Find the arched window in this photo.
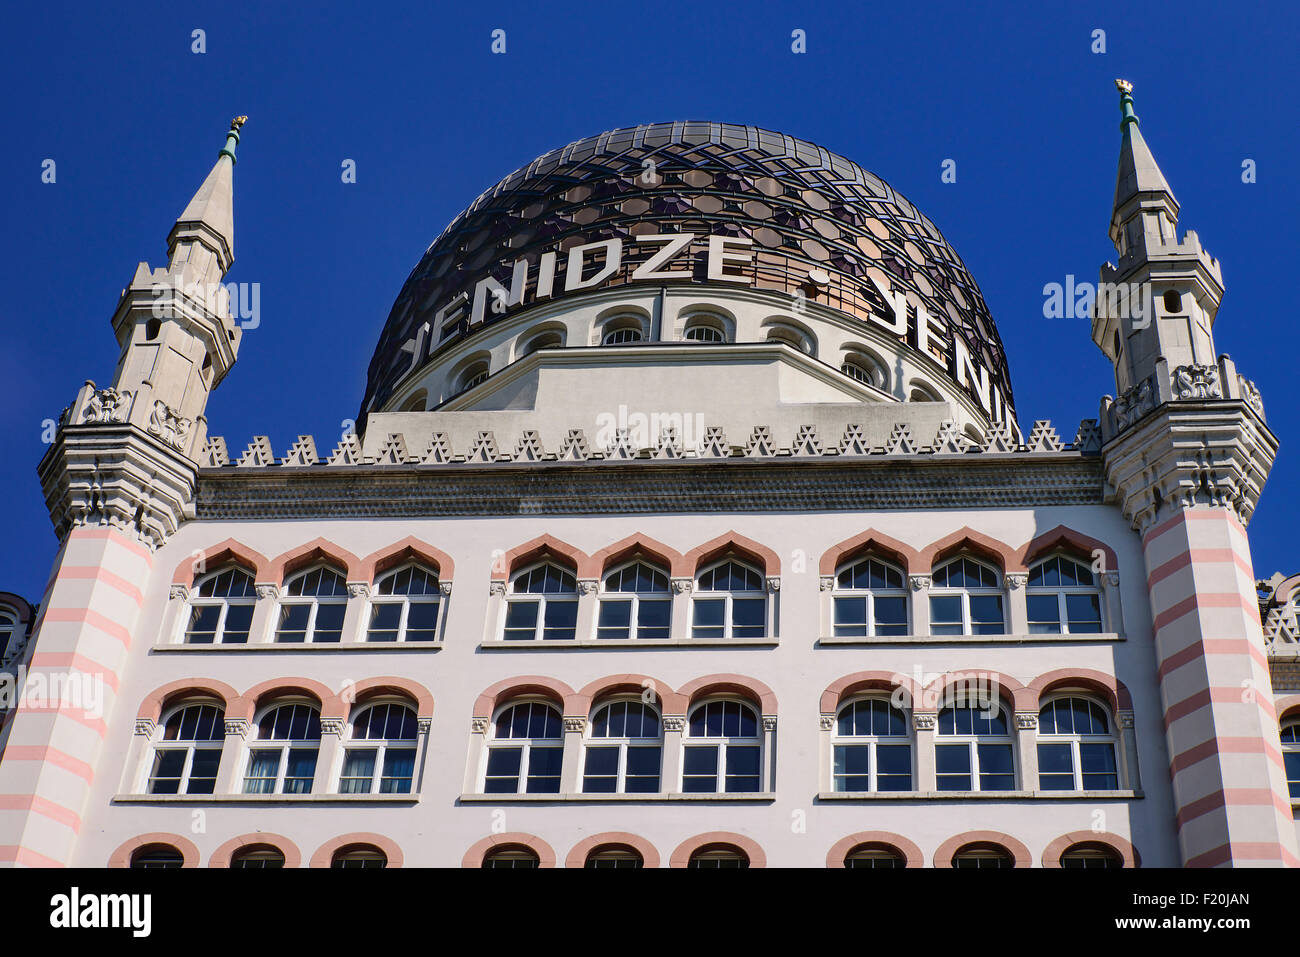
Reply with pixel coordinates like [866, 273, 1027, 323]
[1037, 696, 1119, 791]
[244, 702, 321, 794]
[929, 556, 1004, 636]
[1027, 555, 1104, 634]
[765, 323, 813, 355]
[1060, 843, 1122, 869]
[0, 608, 15, 660]
[275, 565, 347, 643]
[844, 844, 905, 869]
[683, 699, 762, 793]
[485, 701, 563, 794]
[503, 563, 579, 641]
[230, 845, 285, 869]
[909, 382, 940, 402]
[585, 845, 643, 868]
[583, 700, 662, 793]
[952, 844, 1013, 868]
[183, 566, 255, 644]
[398, 390, 427, 412]
[832, 555, 908, 637]
[840, 352, 886, 389]
[936, 696, 1015, 791]
[1280, 720, 1299, 799]
[1163, 290, 1182, 313]
[340, 702, 419, 794]
[602, 316, 645, 345]
[455, 361, 490, 395]
[597, 561, 671, 640]
[521, 329, 564, 356]
[833, 698, 911, 792]
[688, 844, 749, 868]
[692, 559, 766, 639]
[130, 844, 184, 869]
[332, 845, 388, 869]
[367, 563, 441, 642]
[148, 702, 224, 794]
[482, 845, 539, 869]
[683, 315, 726, 343]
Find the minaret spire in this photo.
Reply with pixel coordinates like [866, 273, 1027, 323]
[1110, 81, 1177, 253]
[168, 116, 247, 279]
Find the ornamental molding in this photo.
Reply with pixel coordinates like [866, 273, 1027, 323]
[819, 576, 834, 592]
[439, 580, 454, 595]
[1116, 711, 1136, 729]
[1104, 572, 1121, 587]
[818, 715, 834, 731]
[320, 717, 346, 736]
[913, 713, 937, 730]
[1172, 363, 1222, 401]
[255, 584, 280, 600]
[662, 716, 686, 732]
[761, 716, 777, 732]
[470, 717, 489, 734]
[148, 399, 193, 451]
[488, 581, 506, 597]
[563, 716, 587, 733]
[909, 575, 931, 592]
[1005, 573, 1028, 590]
[134, 718, 156, 737]
[168, 584, 190, 601]
[224, 718, 250, 737]
[1014, 712, 1038, 730]
[82, 387, 132, 425]
[578, 578, 599, 596]
[417, 717, 433, 733]
[347, 582, 371, 599]
[671, 578, 694, 595]
[1112, 375, 1155, 433]
[764, 576, 781, 593]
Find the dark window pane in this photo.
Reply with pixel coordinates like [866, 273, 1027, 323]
[874, 596, 907, 634]
[542, 600, 577, 639]
[1080, 743, 1119, 789]
[636, 599, 671, 639]
[833, 597, 869, 637]
[184, 605, 221, 643]
[503, 601, 538, 640]
[404, 601, 440, 641]
[367, 602, 402, 642]
[1026, 594, 1061, 633]
[597, 600, 632, 639]
[222, 604, 253, 643]
[1065, 593, 1103, 633]
[969, 595, 1004, 633]
[691, 599, 725, 638]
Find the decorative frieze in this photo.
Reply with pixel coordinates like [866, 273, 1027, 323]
[1005, 573, 1028, 590]
[662, 716, 685, 732]
[1172, 362, 1222, 400]
[224, 718, 250, 737]
[1014, 712, 1038, 730]
[147, 400, 192, 451]
[761, 716, 777, 732]
[671, 578, 693, 595]
[470, 717, 489, 734]
[134, 718, 156, 737]
[82, 387, 131, 425]
[320, 717, 346, 737]
[168, 584, 190, 601]
[563, 716, 587, 733]
[909, 575, 931, 592]
[913, 713, 937, 730]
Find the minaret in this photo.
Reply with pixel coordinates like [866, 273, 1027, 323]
[1095, 82, 1296, 867]
[0, 120, 247, 866]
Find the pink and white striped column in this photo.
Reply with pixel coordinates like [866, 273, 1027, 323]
[0, 527, 150, 867]
[1144, 507, 1299, 867]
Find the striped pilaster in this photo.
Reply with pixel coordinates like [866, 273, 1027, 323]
[1144, 507, 1299, 867]
[0, 527, 151, 867]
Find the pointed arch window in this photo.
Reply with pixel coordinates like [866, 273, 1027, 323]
[832, 555, 908, 637]
[367, 563, 442, 642]
[243, 702, 321, 794]
[484, 701, 563, 794]
[1037, 695, 1119, 791]
[597, 560, 671, 640]
[1027, 555, 1104, 634]
[692, 559, 767, 639]
[929, 556, 1005, 635]
[147, 702, 224, 794]
[583, 700, 662, 793]
[183, 566, 256, 644]
[936, 696, 1015, 791]
[339, 702, 419, 794]
[832, 698, 912, 792]
[503, 563, 579, 641]
[683, 699, 762, 793]
[275, 565, 347, 643]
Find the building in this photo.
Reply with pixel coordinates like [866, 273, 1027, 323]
[0, 83, 1295, 869]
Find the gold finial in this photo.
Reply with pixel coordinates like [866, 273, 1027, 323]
[231, 116, 248, 131]
[1114, 79, 1132, 94]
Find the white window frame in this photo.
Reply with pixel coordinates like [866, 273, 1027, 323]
[275, 564, 348, 644]
[146, 702, 225, 795]
[1026, 554, 1105, 634]
[502, 562, 579, 641]
[935, 696, 1016, 792]
[1281, 720, 1300, 800]
[1036, 694, 1121, 791]
[180, 566, 257, 644]
[339, 700, 421, 795]
[691, 559, 768, 640]
[681, 697, 764, 793]
[481, 699, 564, 794]
[582, 698, 663, 794]
[242, 701, 322, 795]
[596, 560, 672, 640]
[929, 555, 1006, 636]
[831, 696, 913, 793]
[831, 555, 909, 637]
[366, 562, 443, 643]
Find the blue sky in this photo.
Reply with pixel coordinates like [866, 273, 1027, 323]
[2, 0, 1297, 601]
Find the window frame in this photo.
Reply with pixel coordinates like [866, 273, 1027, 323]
[366, 561, 443, 643]
[1026, 553, 1105, 635]
[928, 555, 1006, 636]
[1036, 694, 1121, 792]
[681, 697, 764, 794]
[482, 699, 565, 795]
[1279, 719, 1299, 800]
[501, 561, 580, 641]
[596, 559, 672, 640]
[146, 701, 225, 795]
[242, 700, 322, 795]
[582, 698, 663, 794]
[831, 554, 909, 638]
[831, 696, 913, 793]
[339, 700, 421, 795]
[690, 558, 768, 640]
[935, 696, 1016, 792]
[180, 565, 257, 645]
[274, 564, 348, 644]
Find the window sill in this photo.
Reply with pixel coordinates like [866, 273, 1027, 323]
[815, 789, 1142, 801]
[113, 793, 420, 804]
[458, 792, 776, 803]
[817, 632, 1125, 646]
[479, 638, 778, 650]
[150, 641, 443, 653]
